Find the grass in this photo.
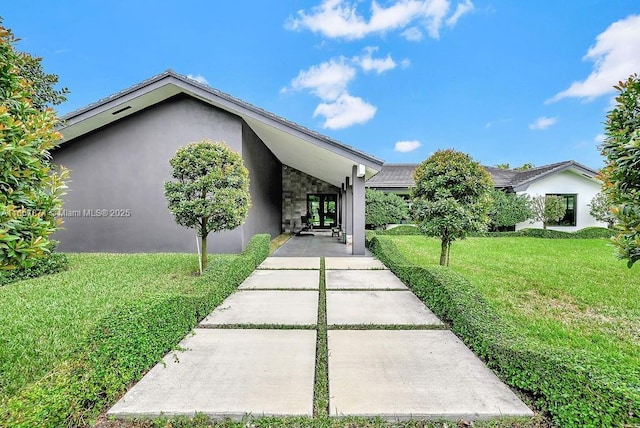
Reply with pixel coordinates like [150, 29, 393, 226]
[386, 237, 639, 362]
[0, 253, 219, 402]
[270, 234, 292, 254]
[313, 257, 329, 417]
[386, 236, 640, 418]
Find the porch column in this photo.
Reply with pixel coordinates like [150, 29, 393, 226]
[352, 165, 365, 255]
[345, 176, 352, 240]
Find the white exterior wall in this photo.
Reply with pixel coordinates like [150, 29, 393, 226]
[516, 169, 607, 232]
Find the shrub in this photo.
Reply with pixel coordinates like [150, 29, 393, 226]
[366, 235, 640, 427]
[0, 251, 68, 286]
[572, 227, 617, 239]
[488, 189, 532, 230]
[365, 189, 409, 229]
[471, 227, 615, 239]
[378, 225, 422, 235]
[2, 234, 269, 427]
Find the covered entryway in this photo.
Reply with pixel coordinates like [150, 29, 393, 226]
[307, 194, 338, 229]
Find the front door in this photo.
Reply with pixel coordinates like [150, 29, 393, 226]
[307, 194, 337, 229]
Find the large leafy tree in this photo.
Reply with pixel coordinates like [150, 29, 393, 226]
[365, 189, 409, 229]
[164, 140, 251, 271]
[0, 23, 69, 270]
[589, 192, 616, 229]
[488, 189, 532, 231]
[530, 195, 566, 229]
[601, 74, 640, 267]
[411, 149, 493, 266]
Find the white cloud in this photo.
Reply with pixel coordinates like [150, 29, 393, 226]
[400, 58, 411, 68]
[445, 0, 474, 26]
[529, 116, 558, 130]
[186, 74, 209, 85]
[355, 46, 396, 73]
[291, 58, 356, 100]
[594, 133, 606, 143]
[314, 94, 377, 129]
[401, 26, 423, 41]
[287, 0, 472, 40]
[548, 14, 640, 103]
[394, 140, 422, 152]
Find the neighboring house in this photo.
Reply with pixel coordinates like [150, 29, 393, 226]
[366, 161, 607, 231]
[53, 70, 383, 255]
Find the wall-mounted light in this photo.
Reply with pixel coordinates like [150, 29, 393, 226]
[357, 164, 366, 178]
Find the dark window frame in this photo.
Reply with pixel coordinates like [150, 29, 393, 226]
[546, 193, 577, 227]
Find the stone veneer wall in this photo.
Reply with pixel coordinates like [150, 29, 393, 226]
[282, 165, 340, 233]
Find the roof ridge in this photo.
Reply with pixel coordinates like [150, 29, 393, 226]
[61, 70, 383, 165]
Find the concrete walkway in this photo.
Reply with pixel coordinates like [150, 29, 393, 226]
[108, 257, 533, 421]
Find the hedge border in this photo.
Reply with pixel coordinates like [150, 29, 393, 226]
[367, 234, 639, 427]
[0, 251, 69, 286]
[2, 234, 270, 427]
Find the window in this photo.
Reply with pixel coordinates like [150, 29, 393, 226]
[547, 194, 577, 226]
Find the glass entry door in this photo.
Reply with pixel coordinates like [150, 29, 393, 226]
[307, 194, 338, 229]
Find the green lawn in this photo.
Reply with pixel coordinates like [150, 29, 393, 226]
[0, 253, 213, 402]
[387, 236, 640, 393]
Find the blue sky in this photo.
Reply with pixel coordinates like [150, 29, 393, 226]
[4, 1, 640, 169]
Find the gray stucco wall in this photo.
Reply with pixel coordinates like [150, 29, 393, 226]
[53, 95, 278, 253]
[240, 122, 282, 244]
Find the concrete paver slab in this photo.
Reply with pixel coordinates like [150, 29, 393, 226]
[108, 329, 316, 419]
[326, 270, 408, 290]
[200, 291, 318, 326]
[239, 270, 320, 290]
[326, 291, 442, 326]
[325, 257, 387, 270]
[258, 257, 320, 270]
[328, 330, 533, 420]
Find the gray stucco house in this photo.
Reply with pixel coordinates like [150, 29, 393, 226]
[54, 70, 382, 255]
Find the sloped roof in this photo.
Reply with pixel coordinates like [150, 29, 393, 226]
[366, 160, 600, 191]
[59, 70, 383, 187]
[365, 163, 419, 188]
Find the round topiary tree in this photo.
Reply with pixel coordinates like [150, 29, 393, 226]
[164, 140, 250, 271]
[411, 149, 493, 266]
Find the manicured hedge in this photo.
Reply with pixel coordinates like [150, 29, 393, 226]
[2, 234, 270, 427]
[471, 227, 615, 239]
[367, 234, 639, 427]
[0, 251, 68, 286]
[377, 225, 422, 235]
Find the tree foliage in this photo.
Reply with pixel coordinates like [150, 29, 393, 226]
[530, 195, 566, 229]
[164, 140, 250, 271]
[495, 162, 534, 170]
[600, 74, 640, 267]
[15, 52, 69, 110]
[365, 189, 409, 229]
[488, 189, 532, 230]
[589, 192, 616, 229]
[0, 23, 69, 270]
[411, 149, 493, 266]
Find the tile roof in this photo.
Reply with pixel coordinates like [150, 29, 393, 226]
[366, 160, 600, 190]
